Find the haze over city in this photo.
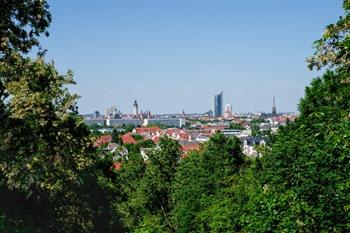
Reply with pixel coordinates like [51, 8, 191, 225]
[39, 0, 343, 114]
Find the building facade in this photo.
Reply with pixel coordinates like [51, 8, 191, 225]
[106, 118, 142, 127]
[143, 118, 186, 127]
[224, 103, 233, 118]
[213, 91, 223, 117]
[105, 106, 118, 118]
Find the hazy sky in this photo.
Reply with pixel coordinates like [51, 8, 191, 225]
[41, 0, 344, 114]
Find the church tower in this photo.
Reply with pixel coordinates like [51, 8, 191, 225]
[133, 100, 139, 116]
[272, 97, 277, 116]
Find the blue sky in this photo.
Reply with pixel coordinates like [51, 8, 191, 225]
[42, 0, 344, 114]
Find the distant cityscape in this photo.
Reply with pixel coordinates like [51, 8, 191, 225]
[85, 91, 298, 157]
[84, 91, 284, 126]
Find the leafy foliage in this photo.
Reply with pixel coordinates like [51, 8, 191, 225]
[111, 128, 122, 144]
[0, 54, 94, 195]
[0, 0, 51, 56]
[0, 54, 101, 232]
[132, 134, 144, 141]
[229, 122, 245, 130]
[307, 0, 350, 71]
[1, 0, 350, 232]
[115, 137, 181, 232]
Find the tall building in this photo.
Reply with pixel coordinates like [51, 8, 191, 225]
[213, 91, 223, 117]
[133, 100, 139, 116]
[272, 97, 277, 116]
[224, 103, 233, 118]
[93, 110, 100, 118]
[105, 106, 118, 118]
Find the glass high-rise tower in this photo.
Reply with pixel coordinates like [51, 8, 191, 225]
[213, 91, 223, 117]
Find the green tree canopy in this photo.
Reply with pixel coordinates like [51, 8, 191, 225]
[115, 137, 181, 232]
[111, 128, 122, 144]
[0, 54, 98, 232]
[0, 0, 51, 56]
[255, 2, 350, 231]
[307, 0, 350, 71]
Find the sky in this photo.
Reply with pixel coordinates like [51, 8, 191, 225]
[41, 0, 344, 114]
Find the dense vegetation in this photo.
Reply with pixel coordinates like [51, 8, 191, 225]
[0, 0, 349, 232]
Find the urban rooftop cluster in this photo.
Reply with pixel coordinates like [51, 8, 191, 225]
[86, 91, 297, 161]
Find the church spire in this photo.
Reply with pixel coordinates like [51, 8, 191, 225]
[272, 97, 277, 116]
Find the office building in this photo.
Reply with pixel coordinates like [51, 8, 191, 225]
[143, 118, 186, 127]
[106, 118, 142, 127]
[213, 91, 223, 117]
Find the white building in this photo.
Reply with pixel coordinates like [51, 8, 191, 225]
[224, 103, 233, 118]
[105, 106, 118, 118]
[242, 136, 266, 157]
[143, 118, 186, 127]
[84, 118, 105, 126]
[106, 118, 142, 127]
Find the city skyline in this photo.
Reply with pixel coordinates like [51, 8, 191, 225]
[86, 94, 290, 115]
[92, 94, 282, 116]
[40, 0, 343, 114]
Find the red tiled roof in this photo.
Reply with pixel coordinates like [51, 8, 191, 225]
[181, 144, 200, 159]
[273, 115, 297, 123]
[178, 132, 190, 141]
[166, 128, 184, 135]
[94, 135, 112, 147]
[122, 132, 136, 144]
[152, 136, 161, 144]
[135, 127, 161, 134]
[111, 162, 122, 171]
[202, 125, 226, 130]
[181, 143, 200, 152]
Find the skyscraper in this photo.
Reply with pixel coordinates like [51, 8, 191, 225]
[93, 110, 100, 118]
[213, 91, 223, 117]
[272, 97, 277, 116]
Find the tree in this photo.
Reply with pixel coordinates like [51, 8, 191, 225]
[201, 133, 244, 188]
[132, 134, 144, 142]
[115, 151, 146, 230]
[0, 0, 51, 56]
[111, 128, 122, 144]
[0, 0, 52, 136]
[171, 151, 207, 233]
[307, 0, 350, 71]
[255, 2, 350, 231]
[123, 124, 135, 133]
[115, 137, 181, 232]
[0, 54, 97, 232]
[229, 122, 244, 130]
[171, 133, 244, 232]
[251, 123, 260, 136]
[0, 1, 126, 232]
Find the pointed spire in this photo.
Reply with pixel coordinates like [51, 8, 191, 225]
[272, 96, 277, 116]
